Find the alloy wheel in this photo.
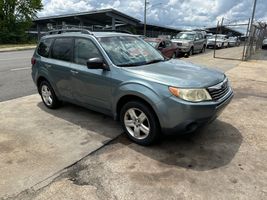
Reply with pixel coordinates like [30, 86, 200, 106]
[124, 108, 150, 140]
[41, 85, 53, 106]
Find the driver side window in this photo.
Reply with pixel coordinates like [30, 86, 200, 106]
[74, 38, 102, 66]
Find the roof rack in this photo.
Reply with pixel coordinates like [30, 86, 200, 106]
[94, 30, 133, 34]
[46, 28, 93, 35]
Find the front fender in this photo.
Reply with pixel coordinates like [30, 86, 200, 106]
[112, 80, 171, 126]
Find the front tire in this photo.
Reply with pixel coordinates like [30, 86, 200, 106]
[188, 47, 193, 56]
[201, 45, 206, 53]
[120, 101, 160, 146]
[39, 81, 61, 109]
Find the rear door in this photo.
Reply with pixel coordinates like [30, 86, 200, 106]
[49, 37, 74, 100]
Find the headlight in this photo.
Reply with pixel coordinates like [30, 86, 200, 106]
[169, 87, 212, 102]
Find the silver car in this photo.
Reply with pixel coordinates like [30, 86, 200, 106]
[171, 31, 207, 56]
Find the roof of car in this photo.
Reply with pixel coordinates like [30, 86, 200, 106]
[144, 38, 164, 42]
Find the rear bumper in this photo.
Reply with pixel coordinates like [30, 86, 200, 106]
[157, 88, 234, 134]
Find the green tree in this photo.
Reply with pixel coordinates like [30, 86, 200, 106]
[0, 0, 43, 43]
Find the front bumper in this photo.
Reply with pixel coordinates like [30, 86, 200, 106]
[157, 88, 234, 134]
[176, 46, 191, 53]
[207, 42, 222, 48]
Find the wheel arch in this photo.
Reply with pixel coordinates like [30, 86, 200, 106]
[115, 94, 161, 128]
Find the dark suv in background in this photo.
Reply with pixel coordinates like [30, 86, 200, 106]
[32, 29, 233, 145]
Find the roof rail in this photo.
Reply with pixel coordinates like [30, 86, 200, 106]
[94, 30, 133, 34]
[46, 29, 93, 35]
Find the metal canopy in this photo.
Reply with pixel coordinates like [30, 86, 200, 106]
[34, 9, 140, 27]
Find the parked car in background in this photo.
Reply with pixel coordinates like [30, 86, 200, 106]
[206, 33, 213, 39]
[32, 29, 233, 145]
[171, 31, 207, 56]
[207, 34, 229, 48]
[262, 38, 267, 49]
[145, 38, 178, 58]
[228, 37, 241, 47]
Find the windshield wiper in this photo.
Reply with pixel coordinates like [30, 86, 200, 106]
[145, 59, 164, 65]
[117, 63, 144, 67]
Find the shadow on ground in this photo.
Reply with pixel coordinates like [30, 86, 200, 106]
[37, 102, 122, 140]
[113, 120, 243, 171]
[38, 102, 242, 172]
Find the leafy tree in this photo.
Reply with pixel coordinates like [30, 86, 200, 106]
[0, 0, 43, 43]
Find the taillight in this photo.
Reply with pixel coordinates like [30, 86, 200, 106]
[31, 57, 36, 65]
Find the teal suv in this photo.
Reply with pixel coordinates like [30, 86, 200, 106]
[31, 29, 233, 145]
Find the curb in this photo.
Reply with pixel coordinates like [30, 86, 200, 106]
[0, 46, 36, 53]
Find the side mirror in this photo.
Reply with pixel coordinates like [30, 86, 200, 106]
[86, 58, 109, 70]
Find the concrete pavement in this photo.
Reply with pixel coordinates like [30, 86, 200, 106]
[12, 51, 267, 200]
[0, 95, 122, 199]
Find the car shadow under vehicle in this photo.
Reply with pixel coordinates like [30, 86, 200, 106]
[38, 101, 242, 171]
[37, 102, 123, 141]
[113, 120, 243, 171]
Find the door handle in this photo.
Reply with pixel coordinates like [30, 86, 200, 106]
[70, 70, 79, 75]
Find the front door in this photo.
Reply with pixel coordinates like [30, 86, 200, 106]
[71, 38, 113, 112]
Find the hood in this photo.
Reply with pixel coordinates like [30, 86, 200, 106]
[172, 39, 192, 43]
[121, 59, 225, 88]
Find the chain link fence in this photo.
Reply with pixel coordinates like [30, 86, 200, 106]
[245, 22, 267, 60]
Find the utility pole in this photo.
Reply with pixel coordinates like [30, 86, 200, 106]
[144, 0, 149, 36]
[246, 0, 258, 59]
[250, 0, 257, 29]
[220, 17, 224, 34]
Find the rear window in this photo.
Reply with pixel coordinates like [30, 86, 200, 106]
[37, 38, 53, 58]
[51, 38, 73, 62]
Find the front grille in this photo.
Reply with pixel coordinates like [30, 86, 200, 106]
[177, 43, 182, 46]
[207, 78, 230, 101]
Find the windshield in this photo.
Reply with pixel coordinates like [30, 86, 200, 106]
[98, 36, 164, 67]
[146, 41, 158, 48]
[175, 33, 195, 40]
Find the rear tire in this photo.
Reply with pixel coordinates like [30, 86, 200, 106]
[120, 101, 160, 146]
[172, 52, 176, 59]
[39, 81, 61, 109]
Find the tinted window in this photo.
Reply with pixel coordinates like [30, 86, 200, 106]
[51, 38, 73, 62]
[37, 38, 53, 58]
[74, 38, 102, 65]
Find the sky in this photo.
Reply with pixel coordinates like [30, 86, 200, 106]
[38, 0, 267, 30]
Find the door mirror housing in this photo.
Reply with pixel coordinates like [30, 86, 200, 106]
[86, 58, 109, 70]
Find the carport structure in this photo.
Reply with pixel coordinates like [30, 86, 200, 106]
[33, 9, 140, 36]
[32, 8, 181, 38]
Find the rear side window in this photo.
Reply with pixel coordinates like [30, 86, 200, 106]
[51, 38, 73, 62]
[74, 38, 102, 65]
[37, 38, 53, 58]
